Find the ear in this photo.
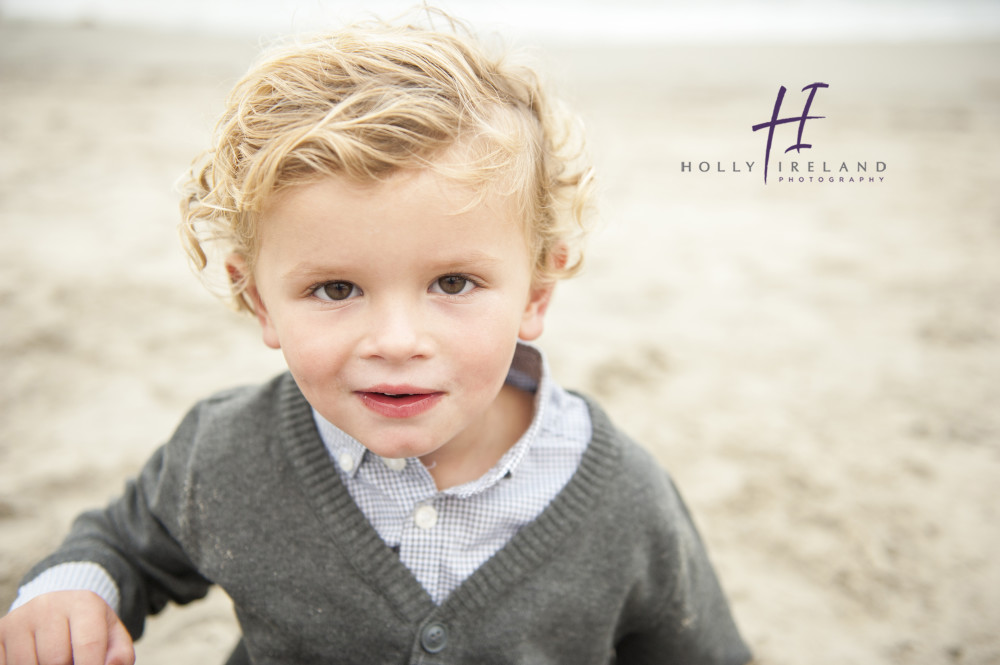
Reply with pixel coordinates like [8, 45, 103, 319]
[519, 244, 569, 341]
[226, 253, 281, 350]
[518, 280, 555, 342]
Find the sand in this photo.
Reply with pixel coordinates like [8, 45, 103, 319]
[1, 20, 998, 665]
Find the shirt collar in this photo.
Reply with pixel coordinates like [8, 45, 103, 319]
[311, 341, 552, 495]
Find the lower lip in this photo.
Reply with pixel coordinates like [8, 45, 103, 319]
[357, 392, 444, 418]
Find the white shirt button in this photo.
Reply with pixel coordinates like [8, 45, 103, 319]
[338, 453, 356, 473]
[382, 457, 407, 472]
[414, 504, 438, 530]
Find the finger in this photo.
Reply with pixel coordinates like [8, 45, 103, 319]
[102, 609, 134, 665]
[68, 608, 110, 665]
[4, 630, 39, 665]
[33, 614, 72, 665]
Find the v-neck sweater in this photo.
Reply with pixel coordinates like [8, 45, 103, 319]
[23, 372, 751, 664]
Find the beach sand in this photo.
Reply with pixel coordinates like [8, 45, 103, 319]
[1, 20, 998, 665]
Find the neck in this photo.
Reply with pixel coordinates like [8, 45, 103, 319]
[420, 383, 534, 490]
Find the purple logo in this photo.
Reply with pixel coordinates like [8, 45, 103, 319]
[752, 83, 829, 184]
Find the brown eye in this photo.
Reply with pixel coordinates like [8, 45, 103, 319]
[316, 281, 358, 301]
[436, 275, 469, 295]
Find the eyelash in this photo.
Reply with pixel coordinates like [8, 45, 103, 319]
[308, 274, 483, 302]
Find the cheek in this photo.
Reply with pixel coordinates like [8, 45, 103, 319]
[276, 322, 347, 379]
[450, 314, 521, 387]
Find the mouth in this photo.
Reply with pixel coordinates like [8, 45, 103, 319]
[356, 385, 444, 418]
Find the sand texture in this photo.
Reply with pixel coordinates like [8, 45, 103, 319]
[1, 20, 998, 665]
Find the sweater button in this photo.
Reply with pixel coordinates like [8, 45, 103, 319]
[421, 622, 448, 653]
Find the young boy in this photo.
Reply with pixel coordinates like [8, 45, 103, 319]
[0, 12, 751, 665]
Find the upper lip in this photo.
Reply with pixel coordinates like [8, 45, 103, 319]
[360, 384, 440, 396]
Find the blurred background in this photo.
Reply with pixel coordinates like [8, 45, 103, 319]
[4, 0, 1000, 41]
[1, 1, 999, 663]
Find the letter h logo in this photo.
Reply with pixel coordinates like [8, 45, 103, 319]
[752, 82, 829, 183]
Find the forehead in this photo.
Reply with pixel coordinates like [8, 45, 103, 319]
[263, 168, 516, 229]
[256, 169, 532, 273]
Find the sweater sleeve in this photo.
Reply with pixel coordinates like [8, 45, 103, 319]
[18, 405, 214, 640]
[615, 467, 752, 665]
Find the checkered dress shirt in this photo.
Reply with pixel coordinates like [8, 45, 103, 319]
[311, 343, 592, 605]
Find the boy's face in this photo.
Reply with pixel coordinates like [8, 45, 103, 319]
[239, 168, 551, 470]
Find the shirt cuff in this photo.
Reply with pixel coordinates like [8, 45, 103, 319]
[9, 562, 121, 615]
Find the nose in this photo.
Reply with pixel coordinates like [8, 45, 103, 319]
[358, 297, 432, 362]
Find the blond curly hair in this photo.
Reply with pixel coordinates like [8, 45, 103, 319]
[179, 10, 594, 312]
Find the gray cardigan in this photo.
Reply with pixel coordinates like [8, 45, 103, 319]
[25, 372, 751, 664]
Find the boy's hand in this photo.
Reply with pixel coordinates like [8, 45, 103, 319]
[0, 591, 134, 665]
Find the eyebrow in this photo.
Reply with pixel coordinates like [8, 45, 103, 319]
[430, 251, 505, 271]
[282, 251, 504, 281]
